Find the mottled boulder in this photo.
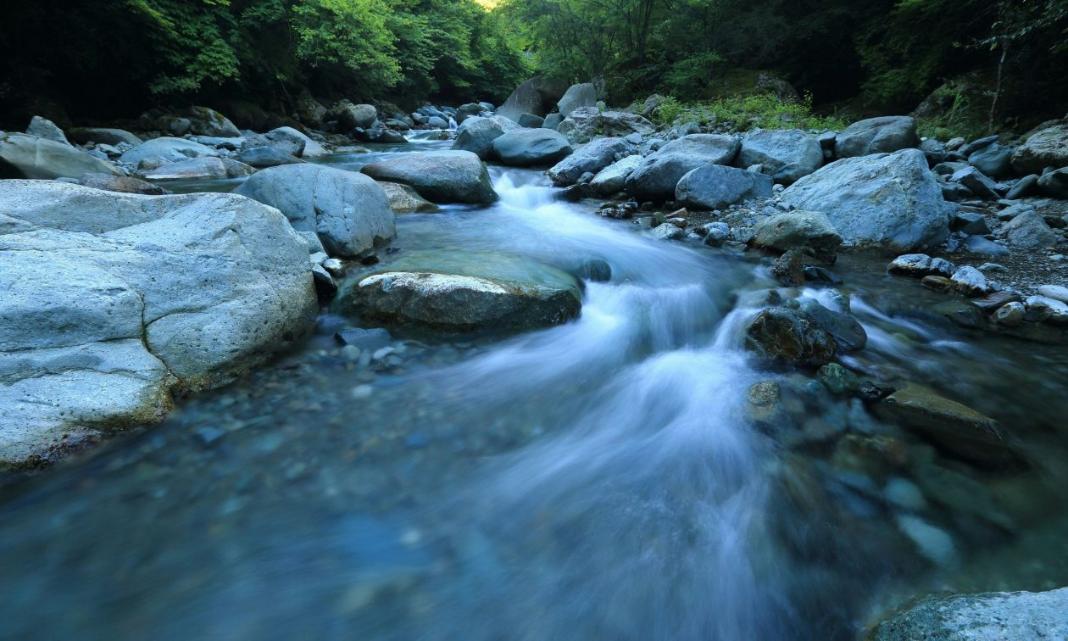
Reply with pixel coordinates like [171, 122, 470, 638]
[557, 107, 656, 144]
[492, 128, 573, 166]
[68, 127, 143, 147]
[452, 115, 518, 159]
[1011, 124, 1068, 174]
[625, 134, 740, 201]
[361, 150, 497, 205]
[556, 82, 598, 118]
[547, 137, 630, 186]
[378, 181, 439, 213]
[26, 116, 69, 144]
[589, 154, 642, 196]
[675, 165, 773, 210]
[141, 157, 253, 181]
[236, 164, 395, 257]
[835, 116, 919, 157]
[744, 307, 837, 368]
[119, 137, 219, 168]
[751, 211, 841, 257]
[737, 129, 823, 184]
[0, 133, 121, 179]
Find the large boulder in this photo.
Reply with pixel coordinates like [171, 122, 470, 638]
[557, 107, 656, 144]
[451, 115, 518, 159]
[0, 133, 121, 179]
[744, 307, 837, 368]
[235, 145, 304, 168]
[236, 164, 395, 258]
[498, 76, 568, 122]
[625, 134, 740, 201]
[141, 156, 253, 181]
[377, 181, 439, 213]
[119, 137, 219, 168]
[835, 116, 919, 158]
[737, 129, 823, 184]
[338, 251, 582, 332]
[751, 211, 842, 257]
[361, 150, 497, 205]
[68, 127, 143, 147]
[781, 149, 952, 252]
[556, 82, 598, 118]
[185, 106, 242, 137]
[0, 181, 317, 467]
[331, 101, 379, 130]
[589, 154, 643, 196]
[266, 126, 328, 158]
[675, 165, 773, 210]
[547, 137, 631, 186]
[1012, 123, 1068, 174]
[26, 116, 69, 144]
[492, 128, 573, 167]
[872, 587, 1068, 641]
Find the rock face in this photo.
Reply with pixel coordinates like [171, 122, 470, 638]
[751, 211, 842, 257]
[1011, 123, 1068, 174]
[737, 129, 823, 183]
[675, 165, 773, 210]
[119, 137, 219, 168]
[361, 150, 497, 205]
[377, 181, 439, 213]
[557, 107, 657, 144]
[492, 128, 573, 166]
[236, 164, 395, 257]
[452, 115, 517, 159]
[589, 154, 642, 195]
[547, 137, 630, 186]
[625, 134, 740, 201]
[872, 587, 1068, 641]
[744, 307, 837, 368]
[556, 82, 598, 117]
[0, 133, 121, 179]
[0, 181, 317, 467]
[781, 149, 952, 252]
[339, 251, 582, 332]
[835, 116, 919, 157]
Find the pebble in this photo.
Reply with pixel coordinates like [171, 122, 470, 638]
[1037, 284, 1068, 304]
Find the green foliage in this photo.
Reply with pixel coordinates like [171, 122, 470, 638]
[650, 94, 847, 132]
[291, 0, 401, 91]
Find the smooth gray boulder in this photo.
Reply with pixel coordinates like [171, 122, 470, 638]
[872, 587, 1068, 641]
[675, 165, 773, 209]
[0, 181, 317, 467]
[378, 181, 439, 213]
[999, 211, 1058, 249]
[781, 149, 952, 252]
[452, 115, 518, 159]
[339, 251, 582, 332]
[68, 127, 143, 147]
[361, 150, 497, 205]
[0, 133, 121, 179]
[557, 107, 656, 144]
[835, 116, 919, 157]
[951, 166, 1000, 200]
[589, 154, 642, 196]
[492, 128, 573, 166]
[751, 211, 842, 257]
[1012, 123, 1068, 174]
[141, 156, 253, 181]
[267, 126, 328, 158]
[547, 137, 630, 186]
[737, 129, 823, 183]
[26, 116, 69, 144]
[968, 143, 1013, 178]
[625, 134, 740, 201]
[119, 137, 219, 168]
[236, 164, 395, 257]
[236, 145, 304, 168]
[556, 83, 598, 117]
[1038, 166, 1068, 198]
[517, 113, 545, 128]
[498, 76, 567, 122]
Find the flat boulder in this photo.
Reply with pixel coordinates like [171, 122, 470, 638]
[141, 156, 253, 181]
[492, 128, 573, 166]
[360, 150, 497, 205]
[378, 181, 439, 213]
[589, 154, 642, 196]
[0, 180, 317, 467]
[737, 129, 823, 183]
[547, 137, 631, 186]
[675, 165, 773, 210]
[835, 116, 919, 157]
[1011, 123, 1068, 174]
[557, 107, 656, 144]
[338, 251, 582, 332]
[781, 149, 952, 252]
[236, 164, 395, 257]
[0, 133, 121, 179]
[68, 127, 143, 147]
[625, 134, 740, 201]
[751, 211, 841, 257]
[119, 137, 219, 168]
[451, 115, 517, 159]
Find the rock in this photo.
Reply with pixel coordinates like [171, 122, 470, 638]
[799, 298, 867, 352]
[971, 290, 1020, 312]
[491, 128, 572, 166]
[334, 102, 378, 130]
[737, 129, 823, 184]
[0, 181, 317, 466]
[455, 103, 484, 123]
[871, 587, 1068, 641]
[267, 126, 328, 158]
[26, 116, 69, 144]
[378, 181, 438, 213]
[0, 133, 121, 180]
[361, 150, 497, 205]
[236, 164, 395, 258]
[940, 181, 972, 201]
[1011, 123, 1068, 174]
[675, 165, 773, 210]
[339, 251, 582, 332]
[950, 211, 991, 235]
[1037, 284, 1068, 303]
[427, 116, 449, 129]
[236, 146, 305, 168]
[651, 223, 685, 240]
[950, 266, 991, 296]
[75, 173, 166, 195]
[702, 222, 731, 246]
[921, 275, 954, 291]
[556, 107, 656, 144]
[818, 362, 860, 395]
[962, 236, 1009, 255]
[744, 307, 837, 368]
[835, 116, 919, 157]
[185, 106, 241, 137]
[141, 156, 253, 180]
[895, 515, 957, 565]
[968, 143, 1013, 178]
[1038, 167, 1068, 198]
[1025, 295, 1068, 325]
[547, 137, 631, 186]
[543, 113, 563, 130]
[993, 301, 1026, 326]
[1000, 211, 1057, 249]
[556, 82, 598, 117]
[625, 134, 740, 201]
[119, 137, 218, 168]
[589, 154, 642, 196]
[68, 127, 142, 147]
[875, 383, 1012, 466]
[750, 210, 841, 257]
[771, 249, 808, 285]
[452, 116, 517, 159]
[920, 138, 947, 165]
[950, 166, 999, 200]
[1005, 174, 1039, 199]
[517, 113, 545, 128]
[781, 149, 952, 252]
[497, 76, 567, 122]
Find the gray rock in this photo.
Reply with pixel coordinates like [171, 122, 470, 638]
[675, 165, 773, 210]
[950, 211, 991, 235]
[492, 128, 572, 166]
[963, 235, 1009, 256]
[0, 133, 121, 179]
[744, 306, 837, 368]
[119, 137, 218, 168]
[334, 102, 378, 130]
[556, 107, 656, 144]
[0, 180, 316, 466]
[556, 82, 598, 117]
[361, 150, 497, 205]
[517, 113, 545, 128]
[547, 137, 630, 186]
[1025, 295, 1068, 324]
[951, 166, 999, 200]
[141, 156, 253, 180]
[267, 126, 328, 158]
[993, 301, 1026, 326]
[835, 116, 919, 157]
[543, 113, 563, 130]
[427, 115, 449, 129]
[377, 181, 439, 213]
[185, 106, 241, 137]
[625, 134, 740, 201]
[781, 149, 952, 252]
[1038, 167, 1068, 198]
[968, 143, 1013, 178]
[871, 587, 1068, 641]
[236, 164, 395, 257]
[751, 211, 841, 257]
[1037, 284, 1068, 303]
[888, 253, 955, 277]
[1006, 174, 1040, 199]
[799, 298, 867, 352]
[958, 135, 999, 158]
[452, 115, 518, 159]
[236, 146, 305, 168]
[498, 76, 566, 122]
[26, 116, 69, 144]
[74, 173, 166, 195]
[588, 154, 642, 196]
[1000, 211, 1057, 249]
[737, 129, 823, 184]
[1011, 123, 1068, 174]
[920, 138, 947, 165]
[950, 266, 991, 296]
[895, 515, 957, 565]
[651, 223, 685, 240]
[68, 127, 143, 147]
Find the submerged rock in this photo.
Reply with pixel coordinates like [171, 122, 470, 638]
[361, 150, 497, 205]
[744, 307, 837, 368]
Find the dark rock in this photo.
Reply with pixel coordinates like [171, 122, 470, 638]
[799, 298, 867, 352]
[517, 113, 545, 128]
[950, 211, 991, 235]
[1005, 174, 1039, 199]
[950, 166, 999, 200]
[675, 165, 773, 210]
[361, 151, 497, 205]
[624, 134, 740, 201]
[1038, 167, 1068, 198]
[751, 210, 842, 259]
[835, 116, 919, 157]
[968, 143, 1013, 178]
[744, 307, 837, 368]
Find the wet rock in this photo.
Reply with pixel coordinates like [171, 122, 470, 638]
[895, 514, 957, 565]
[972, 290, 1020, 312]
[675, 165, 773, 210]
[1038, 167, 1068, 198]
[701, 221, 731, 246]
[26, 115, 69, 144]
[625, 134, 740, 201]
[799, 298, 867, 352]
[588, 154, 642, 196]
[999, 211, 1057, 249]
[1025, 295, 1068, 325]
[950, 266, 992, 297]
[377, 181, 439, 213]
[921, 275, 954, 292]
[451, 116, 518, 159]
[1, 133, 121, 179]
[817, 363, 860, 395]
[737, 129, 823, 183]
[746, 381, 782, 424]
[492, 128, 572, 166]
[744, 307, 837, 368]
[119, 137, 218, 168]
[1011, 123, 1068, 174]
[835, 116, 919, 158]
[547, 137, 630, 186]
[74, 173, 166, 195]
[751, 211, 841, 258]
[888, 253, 955, 278]
[883, 477, 926, 511]
[651, 223, 685, 240]
[771, 249, 808, 286]
[312, 264, 338, 302]
[361, 151, 497, 205]
[517, 113, 544, 128]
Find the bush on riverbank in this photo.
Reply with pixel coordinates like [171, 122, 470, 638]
[647, 94, 847, 133]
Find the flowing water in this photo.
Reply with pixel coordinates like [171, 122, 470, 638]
[2, 141, 1068, 640]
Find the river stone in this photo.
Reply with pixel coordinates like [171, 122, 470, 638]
[547, 137, 630, 186]
[185, 106, 241, 137]
[1011, 123, 1068, 174]
[492, 128, 572, 166]
[625, 134, 740, 201]
[339, 251, 582, 332]
[1038, 167, 1068, 198]
[267, 126, 328, 158]
[744, 307, 837, 368]
[517, 113, 545, 128]
[968, 143, 1013, 178]
[377, 181, 439, 213]
[361, 150, 497, 205]
[332, 101, 378, 130]
[589, 154, 642, 196]
[26, 116, 69, 144]
[999, 211, 1057, 249]
[835, 116, 919, 157]
[236, 164, 395, 258]
[119, 137, 219, 168]
[799, 299, 867, 352]
[950, 266, 991, 296]
[751, 211, 842, 257]
[74, 173, 166, 195]
[781, 149, 952, 252]
[0, 133, 121, 179]
[875, 383, 1012, 466]
[556, 82, 598, 118]
[950, 166, 999, 200]
[141, 156, 253, 181]
[497, 76, 566, 122]
[236, 146, 305, 168]
[68, 127, 143, 147]
[0, 180, 317, 467]
[674, 165, 772, 210]
[737, 129, 823, 184]
[452, 116, 518, 159]
[888, 254, 955, 277]
[556, 107, 656, 144]
[1037, 284, 1068, 303]
[871, 587, 1068, 641]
